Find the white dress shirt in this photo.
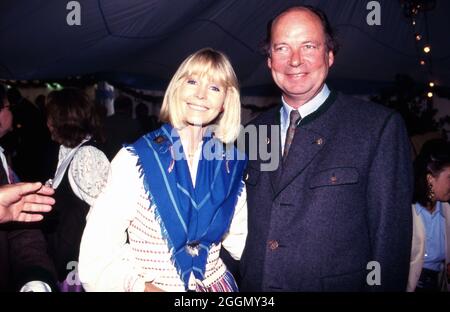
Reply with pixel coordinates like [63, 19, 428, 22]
[280, 84, 331, 150]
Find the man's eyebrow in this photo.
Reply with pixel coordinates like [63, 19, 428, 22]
[301, 40, 320, 44]
[272, 40, 320, 46]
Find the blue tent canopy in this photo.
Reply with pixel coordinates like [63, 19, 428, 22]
[1, 0, 449, 93]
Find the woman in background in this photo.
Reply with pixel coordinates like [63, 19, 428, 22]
[44, 88, 110, 291]
[408, 139, 450, 292]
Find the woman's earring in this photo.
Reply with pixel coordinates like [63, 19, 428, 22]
[427, 179, 435, 202]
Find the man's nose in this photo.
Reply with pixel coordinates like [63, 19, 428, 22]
[289, 49, 303, 67]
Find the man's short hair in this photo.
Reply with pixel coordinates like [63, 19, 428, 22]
[263, 5, 339, 56]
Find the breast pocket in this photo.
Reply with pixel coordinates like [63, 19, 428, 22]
[309, 167, 359, 189]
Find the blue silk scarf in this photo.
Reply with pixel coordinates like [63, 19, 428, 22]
[127, 124, 247, 290]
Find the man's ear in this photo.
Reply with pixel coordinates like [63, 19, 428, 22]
[328, 51, 334, 68]
[267, 56, 272, 69]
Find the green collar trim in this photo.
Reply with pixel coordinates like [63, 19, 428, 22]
[298, 91, 338, 127]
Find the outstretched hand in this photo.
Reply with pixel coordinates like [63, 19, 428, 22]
[0, 182, 55, 224]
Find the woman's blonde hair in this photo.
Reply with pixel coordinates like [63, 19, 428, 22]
[159, 48, 241, 143]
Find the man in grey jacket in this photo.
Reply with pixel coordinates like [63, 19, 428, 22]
[239, 5, 413, 291]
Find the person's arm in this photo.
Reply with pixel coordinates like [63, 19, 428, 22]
[0, 182, 55, 224]
[366, 112, 413, 291]
[78, 148, 147, 292]
[68, 146, 110, 206]
[222, 186, 248, 260]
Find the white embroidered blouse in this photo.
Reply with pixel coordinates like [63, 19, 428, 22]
[57, 144, 110, 206]
[78, 147, 248, 292]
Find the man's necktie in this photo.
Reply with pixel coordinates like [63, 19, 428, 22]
[282, 110, 301, 162]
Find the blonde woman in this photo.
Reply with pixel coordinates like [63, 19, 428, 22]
[79, 48, 247, 292]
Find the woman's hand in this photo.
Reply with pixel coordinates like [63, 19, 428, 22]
[144, 281, 164, 292]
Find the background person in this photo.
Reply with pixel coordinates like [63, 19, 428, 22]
[0, 84, 57, 292]
[408, 139, 450, 292]
[43, 88, 110, 291]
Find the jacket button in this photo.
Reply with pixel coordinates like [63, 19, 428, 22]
[330, 175, 337, 183]
[245, 173, 249, 181]
[268, 240, 279, 250]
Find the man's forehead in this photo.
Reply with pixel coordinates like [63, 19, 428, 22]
[271, 14, 325, 43]
[273, 8, 321, 28]
[272, 13, 324, 39]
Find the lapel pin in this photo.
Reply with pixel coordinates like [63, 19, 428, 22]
[154, 135, 165, 144]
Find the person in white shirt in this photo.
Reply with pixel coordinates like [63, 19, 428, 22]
[79, 48, 248, 292]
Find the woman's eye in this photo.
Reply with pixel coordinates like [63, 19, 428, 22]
[187, 79, 197, 85]
[210, 86, 220, 92]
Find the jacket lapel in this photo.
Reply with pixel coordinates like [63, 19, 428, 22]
[265, 110, 282, 195]
[274, 127, 326, 198]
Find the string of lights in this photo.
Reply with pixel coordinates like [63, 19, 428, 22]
[400, 0, 436, 99]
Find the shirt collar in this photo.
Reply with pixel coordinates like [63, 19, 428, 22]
[280, 84, 330, 126]
[415, 201, 444, 217]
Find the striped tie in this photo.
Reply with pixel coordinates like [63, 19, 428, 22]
[283, 110, 301, 161]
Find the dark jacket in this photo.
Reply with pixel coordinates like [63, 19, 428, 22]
[0, 225, 58, 291]
[239, 92, 413, 291]
[0, 153, 57, 291]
